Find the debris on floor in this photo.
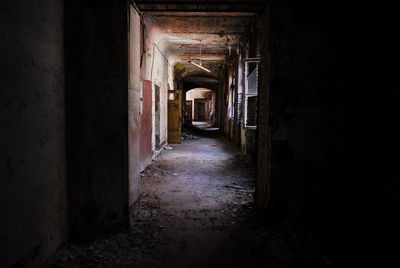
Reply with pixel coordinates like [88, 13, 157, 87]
[182, 133, 199, 140]
[225, 184, 246, 190]
[49, 132, 336, 268]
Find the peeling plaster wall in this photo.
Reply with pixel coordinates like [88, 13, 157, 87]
[142, 19, 171, 151]
[0, 1, 67, 266]
[221, 68, 232, 138]
[237, 49, 246, 152]
[128, 6, 141, 218]
[221, 46, 257, 158]
[222, 62, 234, 140]
[153, 44, 169, 147]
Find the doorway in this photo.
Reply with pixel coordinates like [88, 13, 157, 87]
[186, 88, 215, 123]
[186, 100, 193, 122]
[155, 84, 161, 150]
[194, 99, 207, 121]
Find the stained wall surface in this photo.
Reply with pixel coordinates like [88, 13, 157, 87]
[128, 6, 142, 217]
[141, 20, 171, 151]
[0, 1, 67, 266]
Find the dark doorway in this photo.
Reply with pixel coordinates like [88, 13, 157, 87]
[155, 84, 161, 150]
[186, 100, 192, 121]
[194, 99, 206, 121]
[141, 80, 153, 171]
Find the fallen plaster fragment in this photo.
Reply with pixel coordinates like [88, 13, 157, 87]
[225, 185, 245, 190]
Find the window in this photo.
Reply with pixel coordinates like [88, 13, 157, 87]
[245, 61, 259, 127]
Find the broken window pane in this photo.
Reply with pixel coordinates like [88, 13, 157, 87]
[246, 96, 257, 127]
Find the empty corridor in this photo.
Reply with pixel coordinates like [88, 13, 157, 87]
[51, 129, 332, 268]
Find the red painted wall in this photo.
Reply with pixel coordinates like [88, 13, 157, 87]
[140, 80, 153, 171]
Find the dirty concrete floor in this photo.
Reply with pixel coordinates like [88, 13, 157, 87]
[50, 128, 335, 268]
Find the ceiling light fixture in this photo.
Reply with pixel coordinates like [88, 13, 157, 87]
[189, 40, 211, 73]
[188, 60, 211, 73]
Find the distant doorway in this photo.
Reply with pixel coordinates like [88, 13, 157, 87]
[186, 88, 215, 124]
[194, 99, 207, 121]
[186, 100, 193, 121]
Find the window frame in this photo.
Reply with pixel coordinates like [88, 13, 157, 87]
[244, 58, 260, 128]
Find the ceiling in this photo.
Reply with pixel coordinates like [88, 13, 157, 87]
[144, 14, 253, 67]
[135, 1, 261, 86]
[134, 0, 267, 13]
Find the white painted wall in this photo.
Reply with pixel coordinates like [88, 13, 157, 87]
[142, 19, 174, 151]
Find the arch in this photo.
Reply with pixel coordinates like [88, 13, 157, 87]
[185, 88, 216, 123]
[180, 72, 220, 92]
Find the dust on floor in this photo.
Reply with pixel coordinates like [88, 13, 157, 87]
[49, 131, 334, 268]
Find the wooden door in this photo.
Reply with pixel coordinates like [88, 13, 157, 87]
[168, 100, 182, 144]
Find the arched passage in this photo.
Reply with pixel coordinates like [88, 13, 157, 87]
[185, 88, 215, 123]
[177, 72, 223, 129]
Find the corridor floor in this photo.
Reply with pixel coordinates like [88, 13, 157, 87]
[50, 130, 331, 268]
